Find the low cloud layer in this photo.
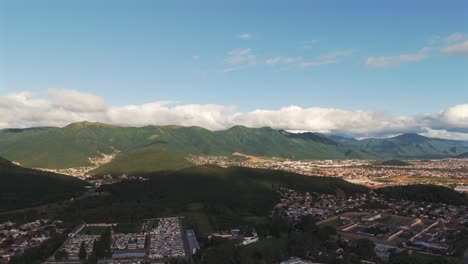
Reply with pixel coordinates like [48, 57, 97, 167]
[0, 89, 467, 140]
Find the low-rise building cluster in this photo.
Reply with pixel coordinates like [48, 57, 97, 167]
[0, 219, 64, 263]
[275, 187, 468, 258]
[273, 187, 370, 221]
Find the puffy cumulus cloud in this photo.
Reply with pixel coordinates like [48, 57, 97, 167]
[441, 40, 468, 56]
[365, 47, 429, 67]
[107, 102, 235, 130]
[0, 91, 108, 128]
[229, 106, 422, 136]
[0, 90, 236, 130]
[421, 129, 468, 141]
[45, 88, 107, 112]
[438, 104, 468, 128]
[0, 89, 468, 140]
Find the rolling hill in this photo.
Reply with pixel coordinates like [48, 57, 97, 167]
[0, 156, 88, 212]
[90, 149, 193, 175]
[1, 122, 468, 170]
[376, 184, 468, 206]
[60, 165, 369, 227]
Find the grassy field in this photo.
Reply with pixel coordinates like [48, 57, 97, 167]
[231, 152, 284, 163]
[91, 148, 193, 176]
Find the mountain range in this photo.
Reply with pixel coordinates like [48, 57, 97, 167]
[1, 121, 468, 171]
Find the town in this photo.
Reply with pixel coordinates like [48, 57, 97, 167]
[2, 185, 466, 264]
[188, 155, 468, 191]
[0, 219, 65, 263]
[274, 187, 468, 259]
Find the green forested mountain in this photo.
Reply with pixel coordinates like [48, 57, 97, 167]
[0, 156, 87, 212]
[0, 122, 372, 169]
[357, 133, 468, 159]
[1, 122, 468, 170]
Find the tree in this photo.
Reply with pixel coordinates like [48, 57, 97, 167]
[54, 249, 68, 261]
[354, 239, 376, 261]
[271, 213, 289, 238]
[79, 241, 87, 260]
[85, 253, 98, 264]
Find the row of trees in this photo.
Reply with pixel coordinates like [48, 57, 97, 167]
[8, 234, 67, 264]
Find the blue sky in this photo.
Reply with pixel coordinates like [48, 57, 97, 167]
[0, 0, 467, 138]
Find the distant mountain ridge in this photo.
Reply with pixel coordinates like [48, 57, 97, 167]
[357, 133, 468, 159]
[1, 121, 468, 169]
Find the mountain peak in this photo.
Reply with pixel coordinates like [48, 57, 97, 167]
[393, 133, 428, 142]
[64, 121, 114, 129]
[227, 125, 250, 130]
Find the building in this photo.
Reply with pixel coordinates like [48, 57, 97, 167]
[186, 229, 200, 254]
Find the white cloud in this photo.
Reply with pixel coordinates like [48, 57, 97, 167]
[300, 60, 335, 68]
[239, 33, 253, 39]
[301, 49, 353, 68]
[108, 102, 235, 130]
[421, 129, 468, 141]
[441, 40, 468, 56]
[0, 90, 108, 128]
[223, 48, 256, 72]
[438, 104, 468, 128]
[45, 88, 107, 112]
[365, 47, 430, 67]
[445, 32, 464, 43]
[265, 56, 302, 66]
[230, 106, 420, 136]
[1, 89, 468, 140]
